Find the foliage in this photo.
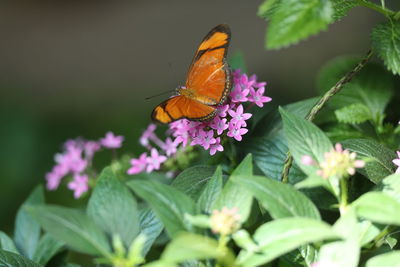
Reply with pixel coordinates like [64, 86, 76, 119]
[1, 0, 400, 266]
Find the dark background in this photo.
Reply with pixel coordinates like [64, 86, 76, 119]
[0, 1, 398, 232]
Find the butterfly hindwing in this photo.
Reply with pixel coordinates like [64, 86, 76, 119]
[151, 95, 216, 124]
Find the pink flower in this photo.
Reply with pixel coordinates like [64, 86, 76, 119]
[140, 124, 157, 146]
[162, 137, 178, 156]
[45, 168, 64, 190]
[317, 143, 365, 178]
[209, 137, 224, 155]
[67, 174, 89, 199]
[210, 117, 229, 135]
[100, 131, 124, 149]
[146, 148, 167, 172]
[248, 87, 272, 107]
[84, 141, 101, 159]
[228, 105, 252, 128]
[170, 119, 191, 147]
[227, 125, 248, 141]
[217, 104, 229, 117]
[191, 129, 216, 150]
[127, 152, 148, 175]
[230, 84, 249, 103]
[301, 155, 315, 166]
[393, 151, 400, 174]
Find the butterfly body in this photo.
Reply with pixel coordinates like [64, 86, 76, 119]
[151, 24, 232, 124]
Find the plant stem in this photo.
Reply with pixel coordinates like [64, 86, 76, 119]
[355, 0, 395, 17]
[280, 50, 373, 183]
[339, 178, 349, 215]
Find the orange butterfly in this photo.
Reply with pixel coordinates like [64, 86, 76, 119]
[151, 24, 232, 124]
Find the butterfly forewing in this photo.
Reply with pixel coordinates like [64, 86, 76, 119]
[151, 24, 232, 124]
[186, 24, 232, 105]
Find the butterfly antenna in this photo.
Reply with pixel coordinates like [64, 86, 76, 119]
[145, 89, 175, 100]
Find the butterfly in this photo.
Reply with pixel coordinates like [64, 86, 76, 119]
[151, 24, 232, 124]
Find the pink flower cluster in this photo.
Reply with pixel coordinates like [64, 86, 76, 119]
[128, 70, 271, 175]
[45, 131, 124, 198]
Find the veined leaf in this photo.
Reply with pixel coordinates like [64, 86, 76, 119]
[232, 175, 320, 219]
[377, 173, 400, 203]
[266, 0, 333, 49]
[14, 185, 44, 259]
[366, 251, 400, 267]
[372, 20, 400, 75]
[171, 165, 216, 201]
[32, 234, 64, 265]
[335, 103, 372, 124]
[26, 205, 111, 256]
[244, 218, 338, 266]
[353, 192, 400, 226]
[0, 250, 42, 267]
[161, 233, 236, 266]
[317, 57, 394, 122]
[280, 107, 332, 176]
[139, 207, 164, 256]
[197, 166, 223, 213]
[331, 0, 357, 21]
[342, 139, 396, 184]
[87, 167, 139, 247]
[128, 180, 196, 238]
[213, 154, 253, 222]
[258, 0, 281, 20]
[0, 231, 18, 254]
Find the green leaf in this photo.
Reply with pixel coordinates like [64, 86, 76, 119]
[317, 57, 394, 121]
[14, 185, 44, 259]
[335, 103, 372, 124]
[244, 218, 338, 266]
[331, 0, 357, 21]
[0, 231, 18, 254]
[139, 207, 164, 256]
[161, 233, 236, 266]
[280, 107, 332, 176]
[128, 180, 196, 238]
[32, 234, 64, 265]
[213, 154, 253, 222]
[0, 249, 42, 267]
[232, 175, 320, 219]
[87, 167, 139, 247]
[245, 98, 318, 182]
[353, 192, 400, 226]
[295, 174, 331, 191]
[323, 211, 361, 267]
[258, 0, 281, 20]
[372, 20, 400, 75]
[342, 139, 396, 184]
[377, 174, 400, 203]
[266, 0, 333, 49]
[366, 251, 400, 267]
[197, 166, 223, 214]
[26, 205, 111, 256]
[317, 239, 359, 267]
[171, 165, 216, 201]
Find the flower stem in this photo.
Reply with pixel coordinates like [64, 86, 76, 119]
[280, 50, 373, 183]
[339, 178, 349, 215]
[355, 0, 395, 17]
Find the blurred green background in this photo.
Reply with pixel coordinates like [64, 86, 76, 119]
[0, 0, 398, 233]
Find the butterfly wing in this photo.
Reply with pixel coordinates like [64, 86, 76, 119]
[186, 24, 232, 105]
[152, 95, 216, 124]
